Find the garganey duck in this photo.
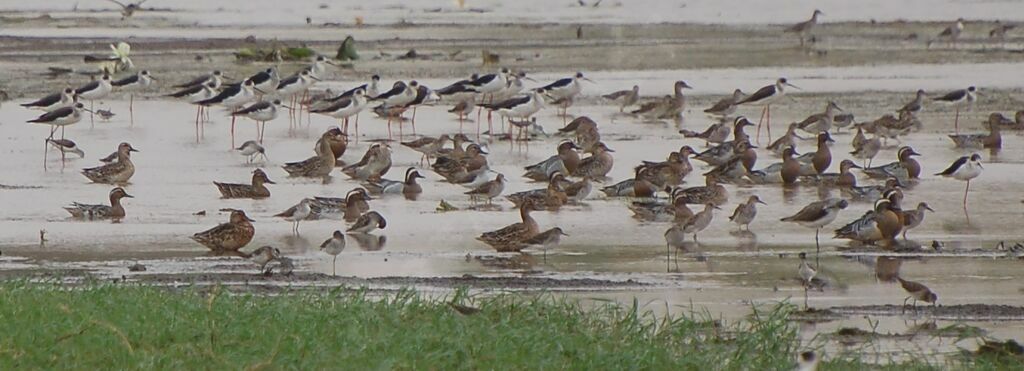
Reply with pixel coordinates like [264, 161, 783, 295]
[64, 187, 133, 221]
[314, 127, 348, 162]
[477, 200, 540, 252]
[872, 198, 903, 249]
[274, 198, 313, 235]
[283, 132, 336, 178]
[347, 211, 387, 234]
[693, 119, 752, 166]
[704, 141, 756, 183]
[523, 141, 581, 181]
[628, 192, 695, 224]
[987, 111, 1024, 130]
[863, 146, 921, 180]
[637, 148, 695, 188]
[845, 177, 902, 201]
[673, 175, 728, 206]
[600, 167, 658, 198]
[82, 142, 137, 184]
[603, 85, 640, 113]
[465, 173, 506, 205]
[901, 202, 934, 240]
[343, 143, 392, 181]
[781, 198, 849, 256]
[572, 142, 615, 179]
[364, 167, 425, 200]
[948, 121, 1001, 149]
[780, 147, 803, 185]
[309, 188, 372, 220]
[191, 210, 256, 252]
[214, 168, 275, 199]
[433, 143, 487, 182]
[807, 132, 834, 175]
[806, 159, 861, 188]
[507, 172, 568, 210]
[936, 153, 983, 209]
[728, 195, 766, 231]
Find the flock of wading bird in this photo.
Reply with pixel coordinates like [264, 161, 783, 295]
[17, 11, 1021, 311]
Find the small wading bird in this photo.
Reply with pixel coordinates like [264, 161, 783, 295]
[107, 0, 148, 20]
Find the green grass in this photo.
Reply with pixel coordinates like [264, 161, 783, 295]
[0, 281, 1014, 370]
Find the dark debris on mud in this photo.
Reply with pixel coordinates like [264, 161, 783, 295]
[795, 304, 1024, 322]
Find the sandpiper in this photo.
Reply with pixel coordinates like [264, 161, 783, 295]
[235, 140, 268, 163]
[312, 89, 368, 136]
[107, 0, 148, 19]
[74, 74, 113, 126]
[198, 79, 260, 148]
[766, 122, 801, 156]
[736, 78, 799, 144]
[477, 200, 540, 252]
[520, 227, 568, 262]
[214, 168, 275, 199]
[232, 99, 287, 143]
[21, 88, 76, 112]
[64, 187, 133, 221]
[402, 134, 451, 165]
[364, 167, 425, 200]
[246, 246, 281, 273]
[347, 211, 387, 234]
[319, 230, 346, 276]
[681, 203, 719, 242]
[111, 69, 155, 125]
[46, 138, 86, 159]
[898, 89, 927, 117]
[787, 9, 824, 46]
[901, 202, 934, 240]
[703, 89, 745, 117]
[282, 132, 336, 178]
[681, 118, 732, 147]
[935, 153, 983, 209]
[798, 252, 816, 309]
[932, 86, 976, 133]
[275, 198, 313, 235]
[796, 101, 842, 134]
[850, 132, 882, 167]
[898, 277, 937, 312]
[466, 173, 506, 205]
[933, 18, 965, 46]
[728, 195, 766, 231]
[781, 198, 849, 259]
[82, 142, 137, 184]
[192, 210, 255, 252]
[602, 85, 639, 113]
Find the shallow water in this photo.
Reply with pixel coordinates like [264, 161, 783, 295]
[4, 0, 1024, 26]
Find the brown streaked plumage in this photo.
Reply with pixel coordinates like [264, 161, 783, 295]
[466, 173, 506, 204]
[728, 195, 766, 230]
[82, 142, 138, 184]
[674, 175, 728, 206]
[64, 187, 133, 220]
[477, 200, 541, 252]
[191, 210, 256, 252]
[901, 202, 934, 240]
[898, 277, 937, 310]
[214, 168, 276, 199]
[283, 132, 337, 178]
[572, 142, 615, 178]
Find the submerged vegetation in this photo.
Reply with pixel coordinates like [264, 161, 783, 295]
[0, 282, 1016, 369]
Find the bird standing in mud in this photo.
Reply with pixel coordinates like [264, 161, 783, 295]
[107, 0, 148, 19]
[320, 230, 346, 276]
[898, 277, 937, 312]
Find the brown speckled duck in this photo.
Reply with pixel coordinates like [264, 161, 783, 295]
[477, 200, 540, 252]
[214, 168, 275, 199]
[283, 132, 336, 177]
[572, 142, 614, 178]
[314, 127, 348, 162]
[343, 143, 393, 181]
[64, 187, 133, 221]
[191, 209, 256, 252]
[82, 142, 138, 184]
[523, 141, 581, 181]
[674, 175, 728, 206]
